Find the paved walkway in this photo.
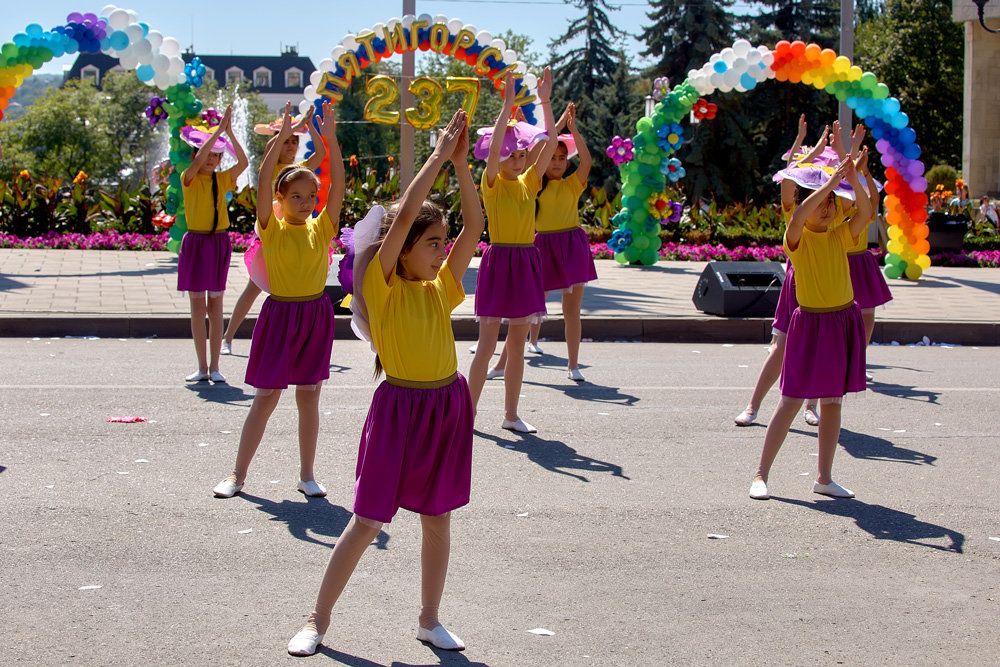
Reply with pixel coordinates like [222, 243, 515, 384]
[1, 248, 999, 344]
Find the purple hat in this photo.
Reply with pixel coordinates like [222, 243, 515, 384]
[773, 160, 882, 202]
[473, 120, 548, 161]
[180, 125, 236, 157]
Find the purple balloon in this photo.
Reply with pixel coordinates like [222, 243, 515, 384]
[83, 13, 98, 23]
[67, 12, 84, 23]
[910, 160, 924, 176]
[875, 138, 889, 153]
[881, 154, 894, 168]
[911, 177, 928, 193]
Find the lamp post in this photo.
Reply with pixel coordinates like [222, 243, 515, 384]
[644, 94, 656, 118]
[973, 0, 1000, 32]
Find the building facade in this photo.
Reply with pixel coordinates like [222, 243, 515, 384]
[953, 0, 1000, 196]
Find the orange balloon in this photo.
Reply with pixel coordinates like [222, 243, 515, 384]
[821, 48, 837, 67]
[805, 43, 821, 61]
[914, 240, 930, 254]
[791, 41, 806, 57]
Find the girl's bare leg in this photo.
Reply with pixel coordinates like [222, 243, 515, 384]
[231, 390, 283, 484]
[562, 286, 585, 370]
[207, 294, 224, 372]
[190, 295, 209, 373]
[754, 396, 804, 483]
[418, 512, 452, 629]
[816, 400, 843, 484]
[468, 319, 502, 409]
[295, 386, 321, 482]
[503, 322, 531, 422]
[224, 280, 262, 344]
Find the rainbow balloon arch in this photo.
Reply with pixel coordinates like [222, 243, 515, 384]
[606, 39, 930, 280]
[0, 8, 540, 252]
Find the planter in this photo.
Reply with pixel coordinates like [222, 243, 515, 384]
[926, 212, 968, 253]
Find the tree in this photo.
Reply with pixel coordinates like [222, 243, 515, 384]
[588, 51, 644, 192]
[640, 0, 737, 85]
[549, 0, 626, 104]
[749, 0, 841, 47]
[854, 0, 963, 170]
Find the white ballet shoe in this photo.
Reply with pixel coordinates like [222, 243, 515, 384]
[734, 408, 757, 427]
[527, 343, 544, 355]
[297, 479, 327, 497]
[501, 418, 537, 434]
[287, 628, 325, 656]
[749, 479, 769, 500]
[567, 368, 585, 382]
[803, 407, 820, 426]
[185, 371, 210, 382]
[220, 341, 232, 355]
[486, 368, 504, 380]
[213, 476, 243, 498]
[417, 625, 465, 651]
[209, 370, 227, 383]
[467, 343, 478, 354]
[813, 481, 855, 498]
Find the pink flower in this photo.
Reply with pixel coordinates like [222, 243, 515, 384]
[606, 136, 634, 166]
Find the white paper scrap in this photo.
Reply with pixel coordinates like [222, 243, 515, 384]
[134, 459, 149, 463]
[220, 430, 232, 434]
[893, 429, 906, 433]
[198, 443, 209, 447]
[707, 534, 729, 539]
[722, 344, 734, 348]
[597, 412, 610, 416]
[45, 485, 54, 489]
[989, 537, 1000, 542]
[238, 528, 253, 534]
[527, 628, 554, 636]
[517, 512, 529, 517]
[78, 585, 102, 590]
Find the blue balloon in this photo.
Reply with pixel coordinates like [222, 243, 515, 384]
[740, 72, 757, 90]
[136, 64, 154, 81]
[903, 143, 921, 160]
[713, 61, 727, 73]
[109, 30, 128, 51]
[139, 22, 149, 37]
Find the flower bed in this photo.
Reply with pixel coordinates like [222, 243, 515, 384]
[2, 231, 999, 268]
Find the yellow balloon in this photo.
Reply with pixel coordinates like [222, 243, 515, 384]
[834, 56, 850, 73]
[905, 264, 923, 280]
[405, 76, 444, 130]
[888, 225, 902, 240]
[886, 239, 903, 254]
[363, 75, 400, 125]
[915, 254, 931, 270]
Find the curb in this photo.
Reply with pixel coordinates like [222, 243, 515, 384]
[2, 315, 996, 346]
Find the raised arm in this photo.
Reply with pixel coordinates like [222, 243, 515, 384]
[183, 105, 232, 187]
[786, 114, 807, 167]
[485, 73, 517, 187]
[301, 113, 327, 171]
[256, 102, 294, 227]
[223, 108, 249, 181]
[799, 125, 830, 164]
[447, 115, 485, 282]
[379, 110, 467, 281]
[529, 67, 558, 186]
[566, 103, 592, 186]
[847, 147, 873, 240]
[528, 103, 568, 167]
[318, 101, 344, 223]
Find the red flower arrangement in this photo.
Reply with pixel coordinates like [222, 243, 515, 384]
[693, 98, 718, 121]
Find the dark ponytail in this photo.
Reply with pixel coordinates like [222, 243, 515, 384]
[210, 172, 220, 235]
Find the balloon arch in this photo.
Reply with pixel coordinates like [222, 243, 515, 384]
[1, 12, 927, 278]
[604, 39, 929, 280]
[0, 8, 540, 251]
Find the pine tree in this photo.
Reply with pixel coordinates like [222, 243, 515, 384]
[548, 0, 625, 103]
[750, 0, 841, 47]
[640, 0, 736, 85]
[588, 51, 644, 191]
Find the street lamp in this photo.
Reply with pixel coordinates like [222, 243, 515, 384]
[973, 0, 1000, 33]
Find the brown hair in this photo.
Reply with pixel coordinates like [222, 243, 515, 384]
[371, 199, 447, 379]
[274, 165, 320, 196]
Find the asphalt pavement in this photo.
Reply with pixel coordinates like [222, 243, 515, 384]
[1, 338, 998, 665]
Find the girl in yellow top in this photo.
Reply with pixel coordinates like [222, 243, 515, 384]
[489, 101, 596, 382]
[212, 101, 344, 500]
[178, 105, 249, 383]
[287, 110, 483, 657]
[221, 112, 327, 355]
[750, 135, 873, 502]
[467, 68, 558, 434]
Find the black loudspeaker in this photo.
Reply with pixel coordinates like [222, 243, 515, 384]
[692, 261, 785, 317]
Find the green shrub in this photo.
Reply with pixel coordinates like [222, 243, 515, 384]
[925, 164, 958, 193]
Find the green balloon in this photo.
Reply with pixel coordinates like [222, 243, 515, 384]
[167, 239, 182, 253]
[884, 264, 903, 279]
[635, 184, 652, 200]
[614, 252, 627, 265]
[623, 195, 642, 210]
[624, 245, 641, 263]
[886, 253, 901, 265]
[860, 72, 877, 90]
[636, 117, 653, 134]
[632, 234, 649, 250]
[873, 83, 890, 100]
[640, 248, 659, 265]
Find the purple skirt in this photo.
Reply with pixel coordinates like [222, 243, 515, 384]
[780, 302, 866, 399]
[848, 251, 893, 310]
[534, 227, 599, 292]
[474, 244, 547, 320]
[354, 373, 474, 523]
[245, 295, 334, 389]
[772, 262, 797, 334]
[177, 231, 231, 293]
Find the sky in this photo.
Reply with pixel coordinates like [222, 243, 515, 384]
[3, 0, 670, 76]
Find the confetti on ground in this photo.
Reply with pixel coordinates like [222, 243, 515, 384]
[989, 537, 1000, 542]
[117, 471, 129, 475]
[78, 585, 102, 591]
[270, 480, 280, 484]
[198, 443, 209, 447]
[220, 430, 232, 434]
[39, 413, 50, 417]
[878, 427, 892, 431]
[238, 528, 253, 534]
[782, 553, 808, 559]
[707, 534, 729, 539]
[45, 485, 54, 489]
[722, 344, 734, 348]
[517, 512, 529, 517]
[504, 445, 515, 449]
[106, 416, 147, 423]
[935, 423, 943, 426]
[597, 412, 610, 416]
[134, 459, 149, 463]
[31, 337, 40, 341]
[893, 429, 906, 433]
[692, 350, 701, 354]
[738, 364, 749, 368]
[527, 628, 554, 636]
[799, 472, 809, 476]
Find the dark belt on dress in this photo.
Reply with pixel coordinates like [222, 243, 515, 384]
[269, 291, 325, 303]
[385, 372, 458, 389]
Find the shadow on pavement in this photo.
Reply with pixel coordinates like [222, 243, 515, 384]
[522, 357, 639, 406]
[0, 275, 30, 292]
[238, 492, 390, 550]
[838, 428, 937, 466]
[316, 645, 489, 666]
[867, 379, 941, 404]
[774, 496, 964, 553]
[184, 381, 254, 405]
[474, 429, 630, 482]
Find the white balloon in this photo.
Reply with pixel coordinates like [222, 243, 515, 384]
[462, 23, 477, 35]
[448, 19, 463, 34]
[125, 24, 144, 44]
[160, 37, 179, 57]
[490, 38, 507, 53]
[417, 13, 433, 25]
[304, 84, 317, 99]
[503, 49, 517, 64]
[475, 30, 492, 46]
[761, 48, 775, 67]
[514, 62, 527, 74]
[318, 58, 334, 73]
[309, 71, 321, 86]
[723, 68, 739, 87]
[718, 80, 733, 94]
[152, 54, 170, 73]
[126, 10, 139, 24]
[721, 47, 735, 64]
[401, 15, 414, 28]
[386, 17, 401, 31]
[153, 71, 170, 90]
[732, 57, 747, 73]
[371, 23, 385, 36]
[108, 9, 130, 30]
[710, 71, 724, 89]
[138, 51, 154, 66]
[118, 52, 139, 70]
[299, 100, 313, 115]
[168, 56, 185, 76]
[746, 49, 761, 65]
[132, 39, 151, 57]
[100, 5, 117, 17]
[146, 31, 163, 50]
[733, 39, 752, 58]
[432, 14, 448, 25]
[342, 34, 358, 51]
[330, 46, 345, 61]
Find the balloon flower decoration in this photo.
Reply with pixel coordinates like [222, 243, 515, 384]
[606, 37, 930, 279]
[606, 136, 634, 166]
[652, 76, 670, 101]
[145, 95, 166, 127]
